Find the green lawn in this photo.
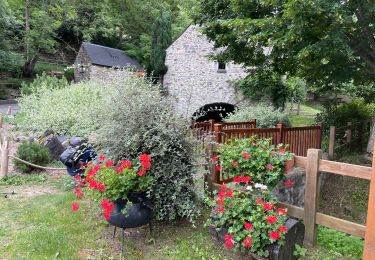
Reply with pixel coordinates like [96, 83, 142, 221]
[287, 102, 322, 127]
[0, 174, 363, 259]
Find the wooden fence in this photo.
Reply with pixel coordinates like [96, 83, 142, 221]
[328, 121, 371, 160]
[209, 145, 375, 259]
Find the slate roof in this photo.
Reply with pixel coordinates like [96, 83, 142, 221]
[82, 42, 143, 70]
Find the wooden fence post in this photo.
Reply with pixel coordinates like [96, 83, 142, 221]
[304, 149, 322, 246]
[276, 123, 283, 144]
[0, 138, 9, 179]
[363, 142, 375, 259]
[214, 123, 223, 144]
[328, 126, 335, 160]
[347, 122, 352, 149]
[317, 123, 323, 149]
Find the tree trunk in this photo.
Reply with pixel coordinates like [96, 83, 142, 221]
[23, 55, 38, 78]
[367, 118, 375, 155]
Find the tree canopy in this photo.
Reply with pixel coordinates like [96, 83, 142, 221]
[196, 0, 375, 106]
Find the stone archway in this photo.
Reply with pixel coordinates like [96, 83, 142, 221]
[193, 102, 236, 122]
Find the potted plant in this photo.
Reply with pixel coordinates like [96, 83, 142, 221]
[71, 153, 154, 229]
[208, 137, 304, 259]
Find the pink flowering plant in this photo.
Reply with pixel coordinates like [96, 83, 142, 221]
[70, 153, 153, 220]
[209, 185, 288, 257]
[214, 136, 293, 188]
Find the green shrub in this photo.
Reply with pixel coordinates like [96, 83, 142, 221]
[94, 75, 198, 222]
[20, 72, 69, 95]
[63, 67, 74, 82]
[14, 142, 51, 173]
[17, 79, 105, 136]
[224, 103, 291, 128]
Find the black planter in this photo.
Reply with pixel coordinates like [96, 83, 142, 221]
[209, 218, 305, 260]
[107, 191, 153, 229]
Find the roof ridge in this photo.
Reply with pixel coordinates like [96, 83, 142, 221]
[83, 42, 124, 52]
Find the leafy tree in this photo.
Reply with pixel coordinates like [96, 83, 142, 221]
[196, 0, 375, 107]
[149, 11, 172, 78]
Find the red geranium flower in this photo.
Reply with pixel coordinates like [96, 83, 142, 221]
[267, 215, 278, 225]
[88, 179, 98, 189]
[93, 164, 101, 172]
[279, 226, 288, 233]
[225, 239, 235, 249]
[217, 207, 225, 213]
[115, 166, 123, 173]
[255, 197, 264, 204]
[105, 160, 114, 168]
[269, 230, 281, 241]
[97, 183, 106, 191]
[220, 185, 227, 191]
[284, 180, 293, 187]
[233, 176, 241, 183]
[217, 199, 224, 206]
[98, 154, 106, 161]
[138, 169, 146, 176]
[279, 148, 285, 153]
[103, 211, 111, 220]
[266, 164, 273, 170]
[212, 157, 218, 162]
[241, 175, 251, 183]
[121, 160, 132, 169]
[218, 192, 226, 199]
[139, 153, 151, 162]
[216, 165, 222, 171]
[262, 202, 274, 212]
[231, 161, 238, 166]
[141, 160, 151, 169]
[244, 221, 253, 230]
[74, 187, 84, 199]
[224, 234, 233, 241]
[243, 236, 252, 248]
[71, 202, 79, 211]
[226, 189, 233, 198]
[276, 208, 287, 215]
[243, 153, 250, 159]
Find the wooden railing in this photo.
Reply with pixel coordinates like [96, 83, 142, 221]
[328, 121, 371, 160]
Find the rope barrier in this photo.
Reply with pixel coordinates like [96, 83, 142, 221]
[8, 155, 66, 171]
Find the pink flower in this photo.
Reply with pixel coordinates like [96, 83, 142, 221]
[242, 153, 250, 159]
[243, 236, 252, 248]
[267, 215, 278, 225]
[244, 221, 253, 230]
[266, 164, 273, 170]
[284, 180, 293, 187]
[71, 202, 79, 211]
[231, 161, 238, 166]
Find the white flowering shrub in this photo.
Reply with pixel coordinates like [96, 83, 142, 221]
[94, 76, 198, 222]
[17, 80, 106, 136]
[225, 103, 291, 128]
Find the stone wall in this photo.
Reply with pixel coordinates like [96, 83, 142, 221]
[74, 45, 91, 82]
[89, 66, 132, 85]
[163, 25, 248, 119]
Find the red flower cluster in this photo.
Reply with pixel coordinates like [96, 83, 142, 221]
[101, 198, 114, 220]
[75, 187, 84, 199]
[216, 165, 222, 171]
[99, 154, 106, 161]
[233, 175, 251, 183]
[267, 215, 278, 225]
[121, 160, 132, 169]
[283, 180, 293, 187]
[242, 153, 251, 159]
[276, 208, 287, 215]
[71, 201, 79, 211]
[212, 157, 218, 162]
[105, 160, 114, 168]
[243, 236, 252, 248]
[138, 153, 152, 174]
[231, 161, 238, 166]
[279, 225, 288, 233]
[266, 164, 273, 170]
[262, 202, 275, 212]
[269, 230, 281, 241]
[244, 221, 253, 230]
[224, 234, 234, 249]
[279, 148, 285, 153]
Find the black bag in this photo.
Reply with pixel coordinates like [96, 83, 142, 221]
[60, 143, 89, 168]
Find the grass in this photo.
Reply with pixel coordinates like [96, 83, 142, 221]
[287, 102, 322, 127]
[0, 174, 47, 186]
[34, 62, 66, 75]
[0, 174, 365, 259]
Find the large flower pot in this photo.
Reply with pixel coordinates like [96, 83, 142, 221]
[107, 191, 153, 229]
[209, 218, 305, 260]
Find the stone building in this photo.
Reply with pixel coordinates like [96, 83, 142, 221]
[74, 42, 143, 83]
[163, 25, 248, 121]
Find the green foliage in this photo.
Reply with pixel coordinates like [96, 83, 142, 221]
[209, 190, 288, 257]
[225, 103, 291, 128]
[14, 142, 51, 173]
[17, 79, 105, 136]
[94, 76, 198, 222]
[83, 156, 154, 202]
[317, 227, 363, 259]
[315, 99, 375, 136]
[149, 11, 172, 77]
[216, 137, 292, 188]
[293, 244, 307, 259]
[63, 67, 74, 81]
[0, 174, 47, 186]
[196, 0, 375, 101]
[285, 77, 307, 103]
[21, 72, 69, 95]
